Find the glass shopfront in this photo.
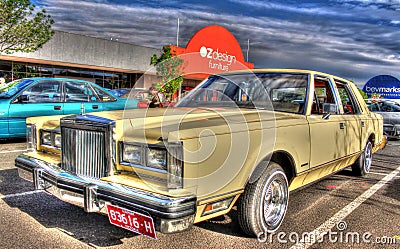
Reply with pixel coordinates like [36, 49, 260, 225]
[0, 60, 142, 89]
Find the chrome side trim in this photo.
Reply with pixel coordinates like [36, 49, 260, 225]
[15, 154, 196, 220]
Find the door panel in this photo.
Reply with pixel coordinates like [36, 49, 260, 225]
[62, 102, 103, 115]
[8, 80, 63, 136]
[8, 103, 64, 136]
[63, 81, 104, 114]
[307, 115, 347, 167]
[341, 115, 362, 156]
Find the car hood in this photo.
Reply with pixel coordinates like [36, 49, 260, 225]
[114, 107, 305, 142]
[33, 107, 306, 143]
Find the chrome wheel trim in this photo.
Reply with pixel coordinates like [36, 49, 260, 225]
[364, 142, 373, 173]
[260, 171, 288, 232]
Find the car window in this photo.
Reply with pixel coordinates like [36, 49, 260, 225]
[382, 101, 400, 112]
[335, 80, 361, 114]
[18, 80, 61, 103]
[312, 76, 338, 115]
[134, 92, 147, 101]
[65, 81, 99, 102]
[92, 86, 116, 102]
[369, 102, 381, 111]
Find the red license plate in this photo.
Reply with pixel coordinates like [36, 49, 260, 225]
[106, 204, 157, 239]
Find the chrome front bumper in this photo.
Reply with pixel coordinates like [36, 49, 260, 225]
[15, 154, 196, 233]
[384, 124, 400, 139]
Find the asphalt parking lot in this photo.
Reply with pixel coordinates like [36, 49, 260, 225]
[0, 139, 399, 249]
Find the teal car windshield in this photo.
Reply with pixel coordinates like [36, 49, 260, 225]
[0, 79, 33, 99]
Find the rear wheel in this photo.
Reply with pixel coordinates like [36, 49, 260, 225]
[238, 162, 289, 237]
[352, 140, 373, 176]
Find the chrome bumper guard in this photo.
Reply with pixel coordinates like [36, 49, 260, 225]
[15, 154, 196, 233]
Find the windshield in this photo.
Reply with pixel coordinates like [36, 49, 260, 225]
[368, 100, 400, 112]
[0, 79, 34, 99]
[177, 73, 309, 114]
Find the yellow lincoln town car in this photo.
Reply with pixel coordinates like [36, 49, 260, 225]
[15, 69, 386, 238]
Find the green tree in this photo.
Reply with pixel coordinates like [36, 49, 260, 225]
[357, 88, 368, 99]
[0, 0, 54, 54]
[150, 45, 183, 100]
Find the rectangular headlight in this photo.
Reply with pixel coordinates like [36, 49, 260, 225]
[26, 124, 36, 151]
[54, 133, 62, 148]
[122, 144, 142, 165]
[147, 147, 167, 171]
[41, 131, 52, 146]
[120, 142, 184, 189]
[40, 130, 61, 150]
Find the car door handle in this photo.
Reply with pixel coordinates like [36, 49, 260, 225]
[54, 106, 62, 110]
[340, 122, 346, 129]
[92, 105, 99, 109]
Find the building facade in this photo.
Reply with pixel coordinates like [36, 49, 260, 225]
[0, 31, 159, 89]
[0, 26, 253, 95]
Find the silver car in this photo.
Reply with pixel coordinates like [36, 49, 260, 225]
[367, 99, 400, 139]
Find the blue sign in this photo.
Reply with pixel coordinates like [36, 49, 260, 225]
[363, 75, 400, 99]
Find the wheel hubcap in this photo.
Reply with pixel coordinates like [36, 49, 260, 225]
[261, 172, 288, 231]
[364, 142, 372, 172]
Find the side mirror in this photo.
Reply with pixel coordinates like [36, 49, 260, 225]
[322, 103, 337, 114]
[18, 95, 29, 102]
[322, 103, 337, 120]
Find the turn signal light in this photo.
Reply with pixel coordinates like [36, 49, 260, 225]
[202, 197, 234, 216]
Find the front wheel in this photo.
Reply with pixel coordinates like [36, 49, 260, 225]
[238, 162, 289, 237]
[352, 140, 373, 176]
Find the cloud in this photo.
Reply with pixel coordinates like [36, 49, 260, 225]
[36, 0, 400, 85]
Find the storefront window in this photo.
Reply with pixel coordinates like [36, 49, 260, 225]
[0, 60, 141, 88]
[13, 63, 27, 79]
[0, 60, 13, 82]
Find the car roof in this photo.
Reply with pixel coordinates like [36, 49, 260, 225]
[22, 77, 94, 83]
[365, 98, 400, 103]
[214, 68, 352, 84]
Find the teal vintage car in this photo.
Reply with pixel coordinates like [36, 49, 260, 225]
[0, 78, 138, 138]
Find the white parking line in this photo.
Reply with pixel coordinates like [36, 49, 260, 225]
[369, 171, 400, 178]
[0, 149, 28, 154]
[1, 190, 43, 199]
[290, 165, 400, 249]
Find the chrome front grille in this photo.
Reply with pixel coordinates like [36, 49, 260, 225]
[61, 127, 107, 178]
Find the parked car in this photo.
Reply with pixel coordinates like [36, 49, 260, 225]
[366, 99, 400, 139]
[108, 88, 130, 97]
[15, 69, 386, 239]
[0, 78, 138, 138]
[111, 88, 172, 108]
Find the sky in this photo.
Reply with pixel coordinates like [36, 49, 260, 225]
[32, 0, 400, 86]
